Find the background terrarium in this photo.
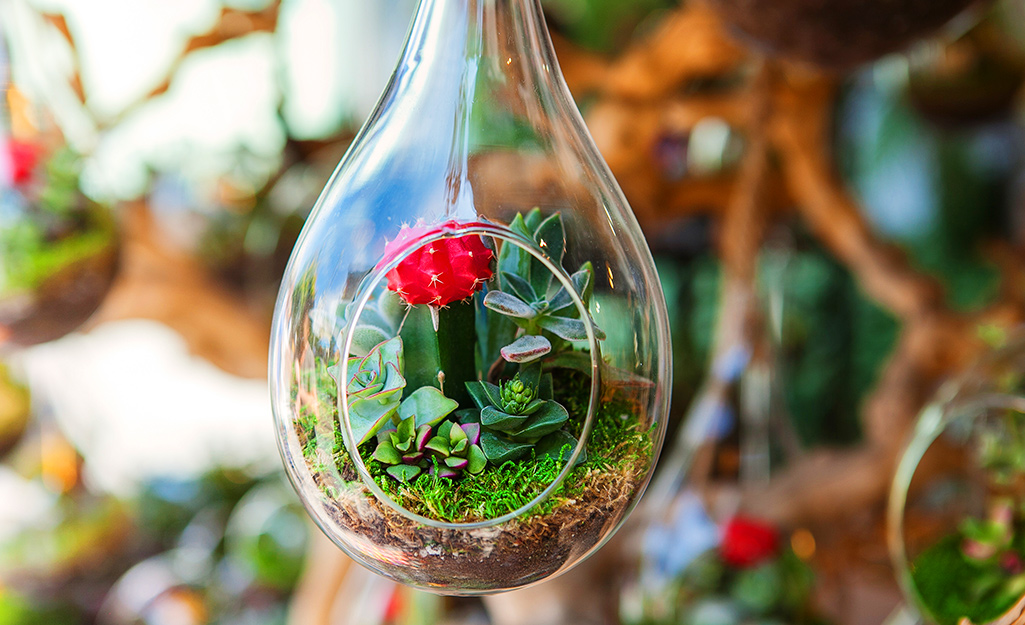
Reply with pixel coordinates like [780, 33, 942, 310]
[0, 38, 118, 348]
[269, 0, 671, 594]
[891, 332, 1025, 625]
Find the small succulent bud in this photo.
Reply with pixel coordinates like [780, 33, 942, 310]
[500, 375, 536, 414]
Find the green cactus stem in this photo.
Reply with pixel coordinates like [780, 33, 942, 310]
[436, 298, 477, 408]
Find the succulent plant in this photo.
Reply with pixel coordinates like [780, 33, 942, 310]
[384, 220, 494, 307]
[373, 418, 487, 482]
[481, 209, 604, 366]
[344, 336, 406, 445]
[373, 414, 433, 482]
[425, 421, 487, 478]
[370, 385, 461, 482]
[463, 365, 580, 465]
[341, 336, 460, 446]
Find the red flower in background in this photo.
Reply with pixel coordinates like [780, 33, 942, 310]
[720, 516, 779, 568]
[384, 220, 494, 307]
[6, 139, 40, 186]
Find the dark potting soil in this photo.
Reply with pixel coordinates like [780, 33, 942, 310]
[314, 458, 640, 593]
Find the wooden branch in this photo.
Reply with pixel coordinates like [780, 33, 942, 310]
[719, 62, 773, 280]
[600, 5, 747, 100]
[772, 74, 947, 321]
[86, 202, 270, 379]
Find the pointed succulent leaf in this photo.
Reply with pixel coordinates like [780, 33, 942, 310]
[480, 431, 533, 464]
[432, 466, 461, 479]
[456, 408, 481, 424]
[372, 440, 402, 465]
[436, 420, 455, 439]
[379, 361, 407, 397]
[445, 456, 469, 470]
[398, 386, 458, 428]
[377, 336, 404, 374]
[537, 315, 589, 341]
[466, 445, 487, 474]
[415, 424, 432, 451]
[465, 381, 502, 410]
[394, 435, 412, 453]
[548, 264, 594, 315]
[449, 421, 468, 445]
[501, 271, 538, 304]
[575, 261, 595, 303]
[499, 214, 533, 281]
[500, 334, 552, 363]
[462, 422, 481, 445]
[452, 438, 468, 454]
[514, 401, 569, 439]
[396, 414, 416, 441]
[348, 397, 400, 445]
[518, 399, 545, 415]
[483, 291, 536, 319]
[534, 430, 584, 464]
[518, 362, 544, 391]
[539, 372, 554, 400]
[481, 405, 530, 433]
[533, 212, 566, 268]
[426, 436, 451, 456]
[526, 213, 563, 297]
[387, 464, 422, 482]
[547, 287, 573, 316]
[523, 207, 545, 232]
[401, 451, 424, 464]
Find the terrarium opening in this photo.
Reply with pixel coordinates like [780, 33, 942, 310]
[336, 220, 602, 528]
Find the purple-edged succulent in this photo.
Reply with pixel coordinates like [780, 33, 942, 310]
[373, 415, 433, 482]
[425, 421, 487, 478]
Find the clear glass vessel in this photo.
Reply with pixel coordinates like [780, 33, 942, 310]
[890, 333, 1025, 625]
[269, 0, 671, 594]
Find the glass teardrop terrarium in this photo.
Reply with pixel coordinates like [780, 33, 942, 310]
[269, 0, 671, 594]
[890, 333, 1025, 625]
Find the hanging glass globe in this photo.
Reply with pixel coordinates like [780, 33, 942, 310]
[890, 332, 1025, 625]
[269, 0, 671, 594]
[0, 25, 118, 348]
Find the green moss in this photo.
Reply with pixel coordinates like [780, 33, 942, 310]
[361, 369, 652, 523]
[293, 361, 653, 524]
[910, 535, 1023, 625]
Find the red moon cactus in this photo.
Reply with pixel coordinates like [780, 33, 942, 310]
[384, 221, 494, 307]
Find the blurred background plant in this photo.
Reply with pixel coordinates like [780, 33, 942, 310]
[0, 0, 1024, 623]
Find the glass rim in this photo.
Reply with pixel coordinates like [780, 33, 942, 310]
[336, 220, 602, 530]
